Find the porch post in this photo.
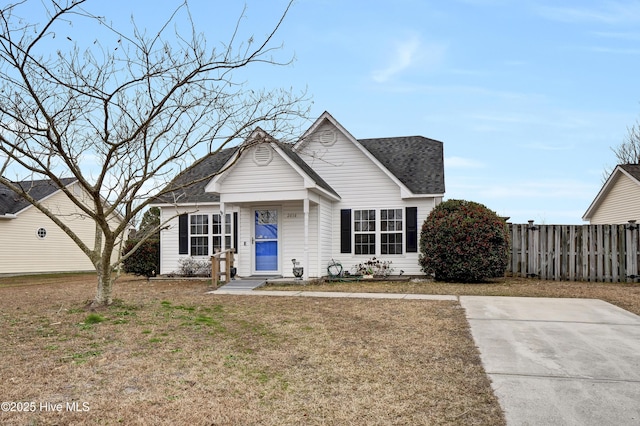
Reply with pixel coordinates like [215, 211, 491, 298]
[303, 198, 309, 280]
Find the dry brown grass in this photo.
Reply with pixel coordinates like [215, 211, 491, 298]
[265, 277, 640, 316]
[0, 274, 504, 425]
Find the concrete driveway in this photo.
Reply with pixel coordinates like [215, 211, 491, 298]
[460, 296, 640, 426]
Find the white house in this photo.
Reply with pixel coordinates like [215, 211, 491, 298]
[0, 178, 122, 275]
[151, 112, 445, 279]
[583, 164, 640, 224]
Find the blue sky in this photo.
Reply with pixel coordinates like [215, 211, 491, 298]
[25, 1, 640, 223]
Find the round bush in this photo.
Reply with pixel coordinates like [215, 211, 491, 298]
[419, 199, 509, 282]
[122, 238, 159, 278]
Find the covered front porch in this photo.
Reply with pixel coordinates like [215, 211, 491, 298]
[217, 197, 328, 280]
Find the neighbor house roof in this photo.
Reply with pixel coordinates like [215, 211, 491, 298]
[0, 177, 77, 217]
[359, 136, 445, 195]
[582, 163, 640, 221]
[620, 163, 640, 181]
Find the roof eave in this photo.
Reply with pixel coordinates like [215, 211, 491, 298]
[401, 192, 445, 199]
[582, 166, 626, 220]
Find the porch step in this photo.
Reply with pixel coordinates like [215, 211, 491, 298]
[216, 278, 268, 291]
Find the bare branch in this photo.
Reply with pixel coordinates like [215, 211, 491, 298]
[0, 0, 307, 306]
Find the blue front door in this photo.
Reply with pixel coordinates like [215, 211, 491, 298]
[254, 209, 278, 273]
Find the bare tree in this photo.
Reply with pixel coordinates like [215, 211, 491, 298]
[604, 120, 640, 181]
[0, 0, 308, 306]
[612, 121, 640, 164]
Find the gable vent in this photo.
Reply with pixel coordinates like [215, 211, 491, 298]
[318, 129, 337, 146]
[253, 145, 273, 166]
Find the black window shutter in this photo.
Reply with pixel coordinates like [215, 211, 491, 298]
[178, 214, 188, 254]
[340, 209, 352, 253]
[406, 207, 418, 253]
[233, 212, 238, 250]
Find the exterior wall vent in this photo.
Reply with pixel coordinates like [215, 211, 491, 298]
[318, 129, 337, 146]
[253, 144, 273, 166]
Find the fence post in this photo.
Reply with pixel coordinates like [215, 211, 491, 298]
[627, 221, 639, 282]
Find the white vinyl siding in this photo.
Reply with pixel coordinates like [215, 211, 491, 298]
[281, 201, 319, 277]
[298, 121, 440, 276]
[590, 174, 640, 224]
[159, 206, 229, 275]
[218, 145, 304, 198]
[318, 198, 333, 277]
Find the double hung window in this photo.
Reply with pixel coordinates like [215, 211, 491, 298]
[190, 214, 209, 256]
[381, 209, 403, 254]
[212, 213, 232, 252]
[354, 209, 376, 255]
[342, 207, 416, 256]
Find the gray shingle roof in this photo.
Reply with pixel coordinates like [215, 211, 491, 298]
[153, 134, 445, 205]
[153, 144, 340, 205]
[0, 177, 77, 216]
[152, 147, 239, 204]
[358, 136, 445, 194]
[620, 164, 640, 182]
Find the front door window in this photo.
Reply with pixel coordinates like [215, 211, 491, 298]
[255, 209, 278, 272]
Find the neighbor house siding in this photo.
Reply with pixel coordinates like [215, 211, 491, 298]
[0, 182, 120, 275]
[590, 174, 640, 224]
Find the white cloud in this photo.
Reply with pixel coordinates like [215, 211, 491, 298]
[371, 34, 446, 83]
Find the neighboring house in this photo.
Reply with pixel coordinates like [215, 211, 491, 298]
[0, 178, 121, 275]
[151, 111, 445, 279]
[583, 164, 640, 224]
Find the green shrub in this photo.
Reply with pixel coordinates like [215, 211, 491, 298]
[122, 238, 159, 278]
[419, 199, 509, 282]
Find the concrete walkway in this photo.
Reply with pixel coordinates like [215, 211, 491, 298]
[213, 279, 268, 292]
[461, 296, 640, 426]
[209, 287, 640, 425]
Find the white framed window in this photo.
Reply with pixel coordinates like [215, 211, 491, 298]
[212, 213, 233, 252]
[381, 209, 403, 254]
[190, 214, 209, 256]
[354, 209, 376, 255]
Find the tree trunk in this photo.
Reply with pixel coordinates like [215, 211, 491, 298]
[92, 242, 116, 307]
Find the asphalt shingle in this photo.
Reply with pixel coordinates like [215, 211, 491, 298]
[0, 178, 77, 216]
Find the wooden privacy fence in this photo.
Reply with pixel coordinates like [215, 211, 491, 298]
[508, 222, 640, 282]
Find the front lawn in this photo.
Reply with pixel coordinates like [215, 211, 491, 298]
[0, 274, 504, 425]
[263, 277, 640, 315]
